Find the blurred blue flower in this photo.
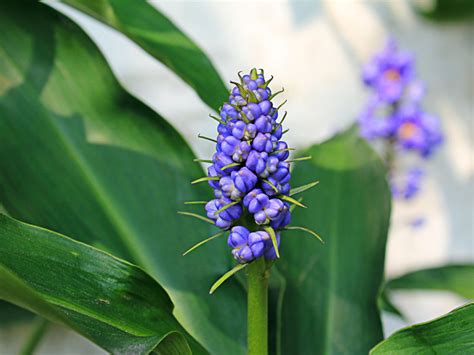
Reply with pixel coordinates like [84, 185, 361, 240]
[358, 38, 443, 200]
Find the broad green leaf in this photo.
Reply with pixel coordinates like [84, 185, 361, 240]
[0, 2, 245, 354]
[276, 128, 391, 354]
[371, 303, 474, 354]
[61, 0, 228, 111]
[0, 214, 203, 354]
[385, 264, 474, 299]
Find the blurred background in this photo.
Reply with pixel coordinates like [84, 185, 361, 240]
[1, 0, 472, 353]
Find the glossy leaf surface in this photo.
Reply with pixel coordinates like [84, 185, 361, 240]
[0, 214, 203, 354]
[62, 0, 228, 110]
[0, 2, 245, 353]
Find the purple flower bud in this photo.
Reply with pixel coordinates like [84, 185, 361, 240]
[232, 246, 254, 263]
[246, 151, 268, 175]
[219, 176, 242, 200]
[228, 226, 250, 248]
[243, 189, 270, 214]
[207, 165, 220, 189]
[256, 88, 269, 101]
[263, 232, 280, 260]
[231, 86, 240, 96]
[221, 103, 238, 120]
[232, 121, 257, 140]
[213, 152, 237, 175]
[262, 177, 290, 196]
[273, 141, 290, 161]
[248, 231, 267, 258]
[254, 198, 285, 225]
[247, 103, 262, 119]
[255, 115, 273, 133]
[259, 156, 280, 179]
[259, 100, 272, 115]
[247, 80, 258, 91]
[272, 124, 283, 140]
[221, 136, 251, 162]
[233, 167, 257, 194]
[270, 203, 291, 229]
[218, 197, 242, 221]
[252, 133, 277, 153]
[272, 162, 290, 183]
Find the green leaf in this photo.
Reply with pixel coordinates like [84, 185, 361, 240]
[0, 214, 204, 354]
[371, 303, 474, 354]
[276, 128, 391, 354]
[385, 264, 474, 299]
[0, 2, 246, 354]
[210, 263, 248, 295]
[61, 0, 228, 110]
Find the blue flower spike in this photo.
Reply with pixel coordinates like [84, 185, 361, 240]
[358, 38, 443, 200]
[178, 69, 322, 293]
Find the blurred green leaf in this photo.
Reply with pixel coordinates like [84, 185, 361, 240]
[0, 214, 204, 354]
[61, 0, 228, 111]
[0, 2, 245, 353]
[385, 264, 474, 299]
[378, 288, 404, 319]
[0, 300, 33, 325]
[371, 303, 474, 354]
[412, 0, 474, 21]
[276, 128, 391, 354]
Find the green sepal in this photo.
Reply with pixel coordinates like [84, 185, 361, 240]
[182, 231, 225, 256]
[284, 226, 324, 243]
[197, 134, 217, 143]
[250, 68, 258, 80]
[289, 180, 320, 196]
[262, 179, 279, 193]
[210, 263, 248, 294]
[280, 195, 307, 208]
[191, 176, 219, 185]
[184, 201, 208, 205]
[271, 147, 295, 155]
[263, 226, 280, 258]
[269, 88, 284, 100]
[262, 75, 273, 89]
[221, 162, 241, 171]
[214, 201, 239, 216]
[177, 211, 215, 225]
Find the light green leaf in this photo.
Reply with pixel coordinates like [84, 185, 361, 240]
[385, 264, 474, 299]
[61, 0, 228, 110]
[371, 303, 474, 354]
[0, 2, 245, 353]
[276, 128, 391, 354]
[0, 214, 204, 354]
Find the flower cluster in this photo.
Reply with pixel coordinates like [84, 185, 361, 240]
[358, 38, 443, 199]
[203, 69, 292, 263]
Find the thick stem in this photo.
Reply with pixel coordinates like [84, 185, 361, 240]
[246, 257, 269, 355]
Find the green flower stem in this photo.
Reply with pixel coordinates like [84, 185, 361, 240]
[246, 257, 270, 355]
